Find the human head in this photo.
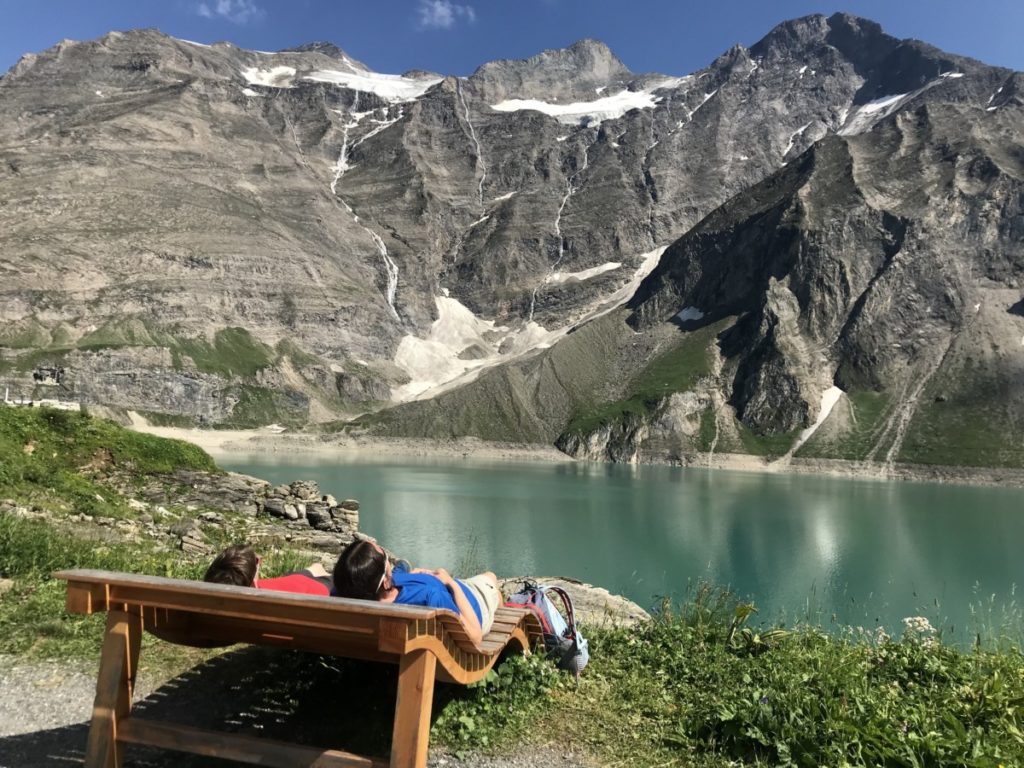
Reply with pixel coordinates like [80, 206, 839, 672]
[333, 539, 389, 600]
[204, 544, 258, 586]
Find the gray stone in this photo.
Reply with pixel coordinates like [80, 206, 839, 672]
[179, 527, 208, 554]
[290, 481, 319, 500]
[499, 576, 650, 628]
[262, 499, 286, 518]
[283, 504, 299, 521]
[306, 508, 333, 530]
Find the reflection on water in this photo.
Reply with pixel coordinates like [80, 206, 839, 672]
[220, 454, 1024, 639]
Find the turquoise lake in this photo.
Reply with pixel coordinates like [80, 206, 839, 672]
[219, 454, 1024, 642]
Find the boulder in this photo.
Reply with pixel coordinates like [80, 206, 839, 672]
[498, 576, 650, 628]
[262, 498, 286, 518]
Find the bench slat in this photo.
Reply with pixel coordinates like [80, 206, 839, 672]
[57, 570, 442, 621]
[119, 718, 387, 767]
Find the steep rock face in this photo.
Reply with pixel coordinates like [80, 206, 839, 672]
[0, 15, 1018, 447]
[624, 101, 1024, 464]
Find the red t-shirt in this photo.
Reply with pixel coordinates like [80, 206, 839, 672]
[255, 573, 330, 596]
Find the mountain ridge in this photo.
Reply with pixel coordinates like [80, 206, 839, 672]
[1, 14, 1021, 469]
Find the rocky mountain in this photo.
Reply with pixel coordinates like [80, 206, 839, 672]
[1, 14, 1021, 468]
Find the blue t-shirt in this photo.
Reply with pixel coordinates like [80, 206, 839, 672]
[392, 566, 482, 625]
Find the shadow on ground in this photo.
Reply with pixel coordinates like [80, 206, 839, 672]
[0, 646, 465, 767]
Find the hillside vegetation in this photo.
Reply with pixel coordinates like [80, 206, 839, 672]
[0, 405, 217, 518]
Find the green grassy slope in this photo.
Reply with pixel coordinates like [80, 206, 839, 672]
[0, 405, 217, 518]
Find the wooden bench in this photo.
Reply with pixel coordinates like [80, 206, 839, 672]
[55, 569, 544, 768]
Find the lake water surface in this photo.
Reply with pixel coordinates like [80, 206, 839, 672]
[220, 454, 1023, 641]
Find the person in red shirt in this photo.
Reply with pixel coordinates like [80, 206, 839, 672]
[203, 544, 331, 596]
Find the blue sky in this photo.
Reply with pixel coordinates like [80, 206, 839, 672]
[1, 1, 1021, 78]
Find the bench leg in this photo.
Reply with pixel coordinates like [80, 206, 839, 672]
[85, 609, 142, 768]
[390, 650, 436, 768]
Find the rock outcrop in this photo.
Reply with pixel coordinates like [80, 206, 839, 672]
[499, 576, 650, 628]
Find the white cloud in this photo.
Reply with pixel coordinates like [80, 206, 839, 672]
[196, 0, 265, 24]
[416, 0, 476, 30]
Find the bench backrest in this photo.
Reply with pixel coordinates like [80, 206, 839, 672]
[54, 569, 542, 667]
[55, 569, 469, 660]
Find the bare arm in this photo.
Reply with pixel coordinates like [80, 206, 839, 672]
[415, 567, 483, 645]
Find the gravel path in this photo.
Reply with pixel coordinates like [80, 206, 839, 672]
[0, 652, 596, 768]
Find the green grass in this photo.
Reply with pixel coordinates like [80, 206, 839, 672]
[564, 321, 727, 437]
[0, 406, 217, 518]
[797, 390, 891, 461]
[735, 419, 799, 458]
[697, 406, 718, 452]
[2, 321, 275, 381]
[174, 327, 275, 378]
[0, 514, 320, 669]
[275, 338, 323, 367]
[899, 394, 1024, 469]
[77, 318, 168, 350]
[436, 586, 1024, 767]
[137, 410, 198, 428]
[0, 514, 205, 658]
[216, 385, 307, 429]
[0, 317, 51, 349]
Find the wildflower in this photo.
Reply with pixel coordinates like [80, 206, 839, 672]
[901, 616, 937, 643]
[759, 695, 769, 705]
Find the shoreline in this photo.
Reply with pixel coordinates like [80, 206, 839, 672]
[128, 422, 1024, 489]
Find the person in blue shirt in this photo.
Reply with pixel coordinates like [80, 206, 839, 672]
[332, 539, 500, 646]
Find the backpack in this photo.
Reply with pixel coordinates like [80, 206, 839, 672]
[504, 581, 589, 679]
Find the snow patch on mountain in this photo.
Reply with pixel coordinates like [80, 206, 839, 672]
[838, 93, 908, 135]
[241, 66, 296, 87]
[789, 386, 844, 455]
[304, 69, 442, 102]
[839, 73, 957, 136]
[490, 89, 660, 126]
[392, 297, 509, 401]
[392, 247, 667, 402]
[545, 262, 621, 285]
[240, 64, 440, 101]
[783, 122, 813, 156]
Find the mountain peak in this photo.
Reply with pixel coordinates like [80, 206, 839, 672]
[468, 38, 633, 103]
[279, 41, 350, 59]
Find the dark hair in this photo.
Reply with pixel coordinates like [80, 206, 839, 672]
[333, 539, 387, 600]
[204, 544, 258, 586]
